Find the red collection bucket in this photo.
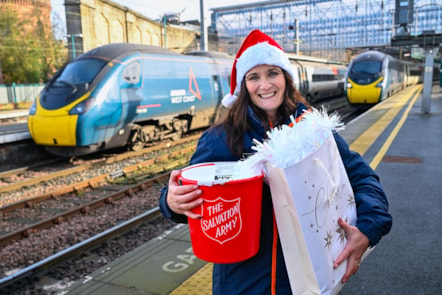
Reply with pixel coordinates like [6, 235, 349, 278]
[178, 162, 263, 263]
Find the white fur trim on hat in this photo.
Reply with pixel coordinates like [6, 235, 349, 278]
[236, 42, 295, 90]
[222, 93, 238, 108]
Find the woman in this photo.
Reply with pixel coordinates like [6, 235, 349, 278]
[159, 29, 392, 294]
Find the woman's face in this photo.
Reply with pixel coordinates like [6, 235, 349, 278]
[245, 64, 286, 123]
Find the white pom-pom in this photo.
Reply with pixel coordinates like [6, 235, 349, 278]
[222, 93, 237, 108]
[240, 107, 344, 170]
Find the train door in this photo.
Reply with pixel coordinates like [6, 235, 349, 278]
[291, 60, 308, 97]
[290, 63, 301, 93]
[186, 60, 218, 129]
[119, 60, 143, 125]
[382, 58, 391, 100]
[213, 61, 232, 123]
[299, 62, 309, 98]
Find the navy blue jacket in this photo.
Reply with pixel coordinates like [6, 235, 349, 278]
[159, 104, 392, 294]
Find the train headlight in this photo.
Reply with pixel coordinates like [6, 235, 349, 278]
[69, 98, 96, 115]
[28, 102, 36, 115]
[375, 80, 385, 88]
[346, 82, 352, 89]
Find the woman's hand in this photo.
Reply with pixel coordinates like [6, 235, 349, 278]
[166, 170, 203, 219]
[334, 218, 370, 283]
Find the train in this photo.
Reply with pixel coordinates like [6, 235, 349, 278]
[287, 54, 347, 104]
[27, 43, 347, 156]
[345, 50, 424, 109]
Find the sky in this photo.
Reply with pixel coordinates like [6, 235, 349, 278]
[51, 0, 264, 32]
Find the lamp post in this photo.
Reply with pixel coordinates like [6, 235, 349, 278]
[65, 34, 83, 60]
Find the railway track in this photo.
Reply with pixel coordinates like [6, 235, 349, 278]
[0, 134, 203, 293]
[0, 137, 198, 244]
[0, 134, 200, 206]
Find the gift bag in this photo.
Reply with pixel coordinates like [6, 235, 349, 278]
[266, 133, 356, 295]
[239, 108, 373, 294]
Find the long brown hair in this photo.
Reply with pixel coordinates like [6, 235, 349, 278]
[223, 70, 309, 157]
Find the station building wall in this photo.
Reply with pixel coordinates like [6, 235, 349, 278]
[65, 0, 201, 58]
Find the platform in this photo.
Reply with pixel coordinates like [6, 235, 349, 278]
[65, 85, 442, 294]
[0, 109, 31, 144]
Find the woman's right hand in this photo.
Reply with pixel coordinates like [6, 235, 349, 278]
[166, 170, 203, 219]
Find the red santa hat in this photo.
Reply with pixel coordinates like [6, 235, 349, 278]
[222, 29, 295, 108]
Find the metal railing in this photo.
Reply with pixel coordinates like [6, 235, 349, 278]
[0, 83, 44, 105]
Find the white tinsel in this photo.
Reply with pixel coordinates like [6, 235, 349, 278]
[238, 108, 344, 174]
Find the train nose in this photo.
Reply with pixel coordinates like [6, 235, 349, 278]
[28, 111, 78, 146]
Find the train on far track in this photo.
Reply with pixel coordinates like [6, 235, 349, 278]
[28, 43, 347, 157]
[345, 50, 425, 109]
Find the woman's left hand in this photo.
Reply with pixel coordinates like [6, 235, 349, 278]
[333, 217, 370, 283]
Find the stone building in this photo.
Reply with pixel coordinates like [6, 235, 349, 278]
[65, 0, 202, 59]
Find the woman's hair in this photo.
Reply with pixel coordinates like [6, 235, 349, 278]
[223, 70, 309, 157]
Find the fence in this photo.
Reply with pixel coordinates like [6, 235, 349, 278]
[0, 83, 44, 109]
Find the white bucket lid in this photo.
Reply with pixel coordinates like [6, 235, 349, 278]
[181, 162, 261, 186]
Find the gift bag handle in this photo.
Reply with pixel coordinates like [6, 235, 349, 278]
[313, 149, 340, 205]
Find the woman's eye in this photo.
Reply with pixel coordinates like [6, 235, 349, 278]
[247, 75, 259, 81]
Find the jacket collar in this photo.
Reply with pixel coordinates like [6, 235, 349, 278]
[246, 103, 309, 133]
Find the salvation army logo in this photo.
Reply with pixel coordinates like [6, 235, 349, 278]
[200, 197, 242, 244]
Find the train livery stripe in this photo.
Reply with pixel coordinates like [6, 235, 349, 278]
[189, 67, 202, 100]
[349, 85, 422, 156]
[137, 104, 162, 109]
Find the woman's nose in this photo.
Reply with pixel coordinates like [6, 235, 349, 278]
[258, 79, 272, 90]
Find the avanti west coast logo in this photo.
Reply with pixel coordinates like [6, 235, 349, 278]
[200, 197, 242, 244]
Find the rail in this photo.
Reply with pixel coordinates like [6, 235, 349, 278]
[0, 206, 162, 290]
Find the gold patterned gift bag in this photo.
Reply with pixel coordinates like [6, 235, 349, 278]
[241, 109, 370, 294]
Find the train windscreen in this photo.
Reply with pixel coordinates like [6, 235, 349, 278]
[54, 59, 106, 86]
[349, 60, 382, 85]
[41, 59, 107, 110]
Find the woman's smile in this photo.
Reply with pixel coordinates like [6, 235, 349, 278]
[245, 65, 286, 122]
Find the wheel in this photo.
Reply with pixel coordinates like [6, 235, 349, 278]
[129, 126, 146, 151]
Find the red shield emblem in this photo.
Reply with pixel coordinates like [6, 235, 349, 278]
[200, 197, 242, 244]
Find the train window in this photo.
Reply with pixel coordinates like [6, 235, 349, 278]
[312, 74, 336, 82]
[54, 59, 106, 85]
[410, 70, 422, 76]
[123, 61, 141, 84]
[351, 61, 382, 75]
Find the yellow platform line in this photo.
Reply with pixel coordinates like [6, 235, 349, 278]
[349, 85, 422, 157]
[370, 87, 422, 170]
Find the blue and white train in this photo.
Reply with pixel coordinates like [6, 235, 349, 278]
[28, 43, 347, 156]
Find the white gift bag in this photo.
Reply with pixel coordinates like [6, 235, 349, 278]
[239, 108, 373, 294]
[266, 132, 357, 295]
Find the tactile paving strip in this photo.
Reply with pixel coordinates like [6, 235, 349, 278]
[169, 263, 213, 295]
